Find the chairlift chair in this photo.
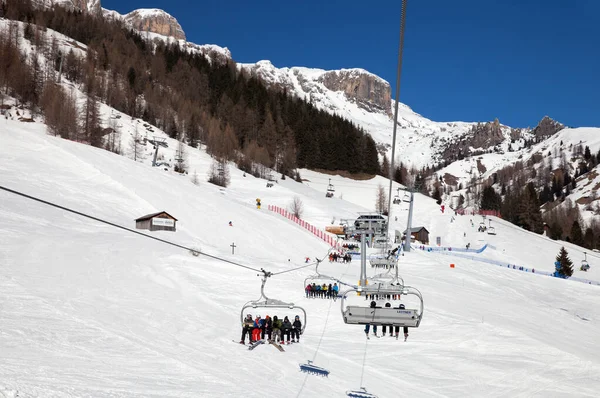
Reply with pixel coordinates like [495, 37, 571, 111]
[303, 260, 346, 297]
[487, 226, 496, 235]
[346, 387, 378, 398]
[241, 269, 307, 334]
[369, 255, 397, 269]
[393, 188, 402, 205]
[299, 360, 329, 377]
[581, 253, 590, 271]
[340, 283, 424, 328]
[326, 178, 335, 198]
[266, 174, 275, 188]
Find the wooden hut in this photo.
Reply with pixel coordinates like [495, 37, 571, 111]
[135, 211, 177, 232]
[402, 227, 430, 244]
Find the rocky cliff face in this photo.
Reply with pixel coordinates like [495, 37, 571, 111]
[124, 9, 186, 41]
[441, 118, 511, 161]
[38, 0, 101, 14]
[319, 69, 392, 115]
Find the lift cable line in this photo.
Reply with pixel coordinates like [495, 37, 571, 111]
[0, 184, 321, 275]
[385, 0, 409, 247]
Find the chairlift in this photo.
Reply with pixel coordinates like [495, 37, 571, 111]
[326, 178, 335, 198]
[369, 255, 397, 269]
[581, 253, 590, 272]
[303, 259, 347, 297]
[393, 188, 402, 205]
[478, 222, 487, 232]
[346, 387, 378, 398]
[340, 283, 424, 328]
[241, 269, 307, 334]
[299, 360, 329, 377]
[369, 246, 399, 269]
[487, 226, 496, 235]
[266, 174, 275, 188]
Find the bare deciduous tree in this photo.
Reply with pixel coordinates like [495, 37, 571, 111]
[208, 158, 230, 187]
[289, 196, 304, 219]
[129, 126, 145, 162]
[375, 184, 388, 214]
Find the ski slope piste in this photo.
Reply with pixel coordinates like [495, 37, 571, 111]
[1, 117, 600, 397]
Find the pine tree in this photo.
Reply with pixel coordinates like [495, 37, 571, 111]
[554, 247, 573, 278]
[570, 220, 584, 246]
[480, 186, 502, 210]
[381, 155, 390, 178]
[584, 146, 591, 161]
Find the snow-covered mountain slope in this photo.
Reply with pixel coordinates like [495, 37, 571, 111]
[239, 60, 482, 168]
[2, 114, 600, 397]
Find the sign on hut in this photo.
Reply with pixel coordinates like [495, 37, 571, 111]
[135, 211, 177, 232]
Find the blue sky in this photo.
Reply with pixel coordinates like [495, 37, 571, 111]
[103, 0, 599, 128]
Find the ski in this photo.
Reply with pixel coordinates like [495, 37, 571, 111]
[248, 340, 266, 350]
[268, 340, 285, 352]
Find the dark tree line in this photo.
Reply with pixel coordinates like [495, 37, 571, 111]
[1, 0, 379, 176]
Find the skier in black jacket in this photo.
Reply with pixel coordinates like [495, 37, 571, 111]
[281, 316, 293, 344]
[291, 315, 302, 343]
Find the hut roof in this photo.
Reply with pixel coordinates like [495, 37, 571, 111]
[135, 211, 178, 222]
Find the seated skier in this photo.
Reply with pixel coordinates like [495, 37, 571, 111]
[291, 315, 302, 343]
[239, 313, 254, 345]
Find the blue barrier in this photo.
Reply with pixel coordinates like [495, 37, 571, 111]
[413, 244, 488, 254]
[431, 249, 600, 286]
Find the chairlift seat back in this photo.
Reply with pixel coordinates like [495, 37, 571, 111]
[343, 306, 420, 327]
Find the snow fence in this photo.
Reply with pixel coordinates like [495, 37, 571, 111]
[268, 205, 342, 251]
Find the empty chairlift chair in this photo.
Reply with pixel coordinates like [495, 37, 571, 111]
[299, 360, 330, 377]
[346, 387, 378, 398]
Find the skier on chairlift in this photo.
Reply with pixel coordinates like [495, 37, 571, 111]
[364, 301, 379, 338]
[291, 315, 302, 343]
[240, 313, 254, 344]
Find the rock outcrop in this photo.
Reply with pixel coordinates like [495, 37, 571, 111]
[124, 9, 186, 41]
[319, 69, 392, 115]
[39, 0, 101, 14]
[531, 116, 564, 138]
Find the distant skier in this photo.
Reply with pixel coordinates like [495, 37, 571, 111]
[228, 221, 233, 226]
[256, 198, 261, 209]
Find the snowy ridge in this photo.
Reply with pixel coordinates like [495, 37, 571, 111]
[124, 8, 172, 19]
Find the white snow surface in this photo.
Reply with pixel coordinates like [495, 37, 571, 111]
[1, 117, 600, 397]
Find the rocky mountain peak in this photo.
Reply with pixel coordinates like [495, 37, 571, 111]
[319, 69, 392, 115]
[124, 9, 186, 41]
[532, 116, 564, 138]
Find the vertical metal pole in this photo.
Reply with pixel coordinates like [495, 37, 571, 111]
[360, 232, 367, 286]
[385, 0, 409, 245]
[404, 191, 413, 252]
[152, 145, 159, 167]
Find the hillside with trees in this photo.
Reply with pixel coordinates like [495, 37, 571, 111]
[0, 0, 379, 178]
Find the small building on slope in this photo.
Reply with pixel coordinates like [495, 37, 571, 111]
[135, 211, 178, 232]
